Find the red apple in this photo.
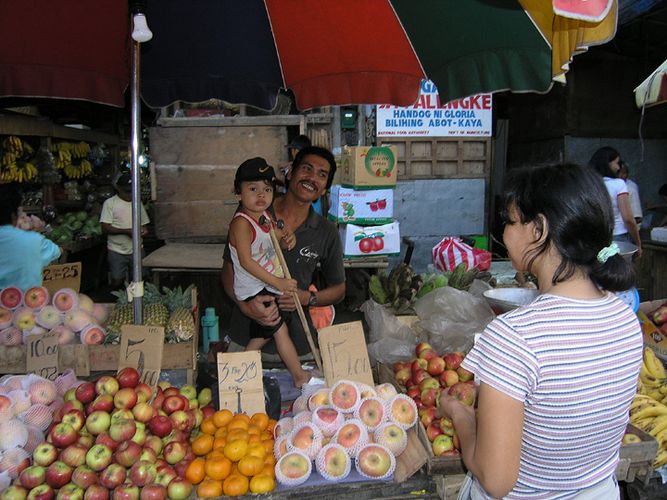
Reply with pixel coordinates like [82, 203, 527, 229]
[448, 382, 477, 406]
[75, 383, 96, 404]
[112, 484, 139, 500]
[411, 358, 428, 372]
[419, 349, 437, 361]
[95, 376, 119, 397]
[19, 465, 46, 490]
[109, 418, 136, 442]
[113, 388, 138, 410]
[439, 369, 459, 388]
[45, 461, 73, 489]
[439, 417, 455, 437]
[420, 387, 440, 408]
[88, 394, 114, 414]
[33, 442, 59, 467]
[134, 383, 152, 403]
[139, 485, 167, 500]
[3, 486, 29, 500]
[432, 434, 454, 456]
[426, 422, 444, 441]
[415, 342, 433, 357]
[144, 435, 163, 456]
[85, 410, 111, 435]
[427, 356, 446, 376]
[49, 423, 78, 449]
[98, 463, 126, 490]
[61, 400, 85, 414]
[114, 440, 143, 468]
[443, 352, 464, 370]
[132, 402, 155, 423]
[418, 377, 440, 393]
[26, 484, 54, 500]
[94, 433, 118, 452]
[166, 478, 192, 500]
[83, 485, 109, 500]
[411, 369, 430, 386]
[161, 395, 186, 415]
[419, 407, 437, 428]
[116, 367, 140, 389]
[85, 444, 113, 472]
[394, 367, 411, 386]
[128, 460, 157, 487]
[163, 441, 187, 465]
[147, 415, 173, 437]
[406, 386, 420, 400]
[456, 366, 474, 382]
[55, 483, 84, 500]
[59, 444, 89, 468]
[62, 409, 86, 433]
[71, 465, 98, 489]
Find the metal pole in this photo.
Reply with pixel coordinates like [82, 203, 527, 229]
[130, 39, 143, 324]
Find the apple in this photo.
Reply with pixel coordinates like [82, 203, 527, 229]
[60, 444, 89, 468]
[151, 389, 165, 411]
[51, 289, 78, 313]
[427, 356, 446, 376]
[448, 382, 477, 406]
[406, 387, 420, 400]
[373, 422, 408, 456]
[289, 422, 324, 459]
[13, 308, 36, 331]
[161, 395, 186, 415]
[110, 409, 133, 424]
[163, 440, 187, 464]
[456, 366, 474, 382]
[200, 405, 214, 420]
[83, 485, 109, 500]
[144, 435, 163, 456]
[24, 287, 49, 310]
[62, 409, 86, 432]
[166, 478, 191, 500]
[98, 463, 126, 490]
[109, 418, 136, 442]
[355, 444, 395, 479]
[354, 397, 385, 431]
[113, 388, 137, 410]
[333, 420, 367, 456]
[415, 342, 433, 357]
[411, 369, 430, 386]
[33, 442, 59, 467]
[439, 417, 455, 437]
[422, 387, 442, 408]
[330, 380, 360, 413]
[393, 361, 410, 373]
[418, 377, 440, 393]
[411, 358, 428, 372]
[387, 394, 418, 429]
[19, 465, 46, 489]
[162, 387, 179, 398]
[443, 352, 464, 371]
[307, 388, 329, 411]
[26, 484, 54, 500]
[131, 401, 154, 423]
[439, 369, 459, 388]
[315, 443, 350, 480]
[94, 433, 118, 452]
[85, 411, 111, 435]
[75, 383, 96, 404]
[419, 349, 437, 362]
[147, 415, 172, 437]
[197, 388, 212, 407]
[139, 447, 157, 463]
[276, 451, 312, 485]
[426, 422, 444, 441]
[88, 394, 114, 414]
[113, 440, 142, 468]
[374, 383, 398, 402]
[178, 384, 197, 400]
[95, 376, 119, 397]
[432, 434, 454, 456]
[111, 485, 139, 500]
[153, 467, 178, 488]
[134, 383, 152, 403]
[85, 444, 113, 472]
[116, 367, 140, 389]
[45, 461, 73, 489]
[623, 433, 642, 444]
[394, 367, 411, 386]
[131, 423, 146, 446]
[419, 407, 438, 428]
[139, 485, 166, 500]
[49, 422, 78, 448]
[71, 465, 97, 489]
[55, 483, 84, 500]
[169, 410, 192, 432]
[3, 485, 29, 500]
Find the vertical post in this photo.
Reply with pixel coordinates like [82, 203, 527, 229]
[130, 39, 143, 324]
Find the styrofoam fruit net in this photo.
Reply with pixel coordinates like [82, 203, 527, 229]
[1, 375, 25, 392]
[354, 396, 387, 432]
[307, 388, 330, 411]
[54, 369, 78, 396]
[0, 394, 15, 423]
[357, 383, 377, 400]
[0, 327, 22, 346]
[291, 394, 309, 414]
[374, 383, 399, 401]
[18, 404, 53, 432]
[0, 446, 30, 479]
[315, 443, 351, 482]
[373, 422, 408, 456]
[0, 470, 10, 491]
[0, 419, 28, 451]
[311, 406, 344, 437]
[291, 410, 312, 428]
[275, 450, 312, 487]
[273, 417, 293, 439]
[8, 390, 31, 415]
[332, 418, 369, 457]
[273, 435, 289, 460]
[300, 381, 327, 400]
[287, 422, 323, 460]
[386, 394, 418, 430]
[24, 376, 57, 406]
[354, 443, 396, 481]
[329, 380, 361, 414]
[23, 425, 45, 454]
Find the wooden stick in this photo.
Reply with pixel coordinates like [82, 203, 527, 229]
[264, 220, 323, 372]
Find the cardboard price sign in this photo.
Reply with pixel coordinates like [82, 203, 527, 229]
[42, 262, 82, 296]
[26, 332, 60, 381]
[118, 325, 165, 390]
[319, 321, 374, 387]
[217, 351, 265, 415]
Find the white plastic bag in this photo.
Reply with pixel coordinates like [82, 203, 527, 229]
[360, 300, 424, 364]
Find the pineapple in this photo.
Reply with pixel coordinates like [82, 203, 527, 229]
[164, 285, 196, 343]
[145, 302, 169, 326]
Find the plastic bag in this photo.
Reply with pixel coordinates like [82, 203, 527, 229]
[360, 299, 425, 364]
[432, 236, 492, 271]
[414, 286, 494, 353]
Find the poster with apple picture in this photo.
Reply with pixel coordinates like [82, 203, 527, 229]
[340, 222, 400, 258]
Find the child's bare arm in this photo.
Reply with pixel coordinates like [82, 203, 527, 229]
[277, 227, 296, 251]
[229, 218, 297, 293]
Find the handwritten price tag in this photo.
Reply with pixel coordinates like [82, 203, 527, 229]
[118, 325, 165, 391]
[42, 262, 82, 296]
[217, 351, 265, 415]
[26, 332, 60, 381]
[319, 321, 374, 387]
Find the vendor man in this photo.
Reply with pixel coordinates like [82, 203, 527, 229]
[222, 146, 346, 359]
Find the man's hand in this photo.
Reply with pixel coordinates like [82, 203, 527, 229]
[238, 294, 281, 327]
[276, 289, 308, 311]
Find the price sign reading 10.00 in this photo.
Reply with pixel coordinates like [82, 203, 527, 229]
[26, 332, 60, 381]
[118, 325, 165, 391]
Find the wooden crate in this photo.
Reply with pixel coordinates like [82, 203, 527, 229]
[0, 290, 200, 385]
[617, 424, 659, 484]
[416, 419, 467, 475]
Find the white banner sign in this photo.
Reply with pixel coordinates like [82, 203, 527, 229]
[376, 80, 492, 137]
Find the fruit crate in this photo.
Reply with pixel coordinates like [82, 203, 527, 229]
[617, 424, 659, 484]
[0, 288, 200, 384]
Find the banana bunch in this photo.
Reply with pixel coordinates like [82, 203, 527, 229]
[72, 141, 91, 158]
[55, 149, 72, 170]
[638, 347, 667, 403]
[13, 162, 38, 183]
[2, 135, 24, 155]
[1, 136, 37, 183]
[63, 159, 92, 179]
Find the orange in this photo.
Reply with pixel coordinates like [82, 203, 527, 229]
[212, 409, 233, 428]
[249, 474, 275, 494]
[223, 439, 249, 462]
[237, 455, 264, 477]
[184, 458, 206, 484]
[223, 474, 249, 497]
[263, 454, 276, 467]
[213, 437, 227, 450]
[246, 443, 266, 460]
[214, 427, 228, 438]
[204, 456, 232, 481]
[262, 440, 274, 455]
[227, 418, 249, 432]
[247, 424, 261, 436]
[191, 434, 214, 456]
[248, 434, 261, 444]
[260, 430, 273, 441]
[226, 429, 250, 443]
[250, 413, 269, 431]
[200, 417, 217, 435]
[197, 479, 223, 498]
[267, 418, 277, 432]
[234, 413, 251, 424]
[207, 449, 226, 460]
[261, 464, 275, 478]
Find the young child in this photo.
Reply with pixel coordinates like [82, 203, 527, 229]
[228, 157, 311, 388]
[438, 164, 642, 499]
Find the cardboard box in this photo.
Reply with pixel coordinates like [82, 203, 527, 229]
[328, 185, 394, 225]
[340, 222, 400, 257]
[639, 299, 667, 361]
[341, 145, 398, 189]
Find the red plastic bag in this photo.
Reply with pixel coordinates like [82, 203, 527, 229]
[432, 236, 492, 272]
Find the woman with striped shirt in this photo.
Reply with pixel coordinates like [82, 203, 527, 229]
[438, 164, 643, 499]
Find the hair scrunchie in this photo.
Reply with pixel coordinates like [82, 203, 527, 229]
[597, 242, 620, 263]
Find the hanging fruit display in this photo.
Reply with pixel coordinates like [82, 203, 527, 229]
[0, 136, 37, 183]
[51, 142, 93, 179]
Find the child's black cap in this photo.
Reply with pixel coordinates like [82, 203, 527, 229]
[235, 157, 276, 184]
